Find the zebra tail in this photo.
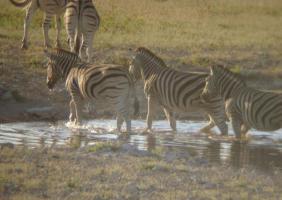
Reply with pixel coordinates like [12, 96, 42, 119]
[74, 31, 81, 55]
[74, 1, 82, 55]
[133, 96, 140, 117]
[9, 0, 31, 7]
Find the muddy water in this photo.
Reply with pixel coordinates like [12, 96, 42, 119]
[1, 120, 282, 172]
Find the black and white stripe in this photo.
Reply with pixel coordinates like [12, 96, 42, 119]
[202, 65, 282, 138]
[9, 0, 67, 49]
[129, 47, 227, 134]
[65, 0, 100, 62]
[44, 48, 137, 132]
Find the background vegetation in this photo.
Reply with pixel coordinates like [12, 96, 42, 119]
[1, 0, 282, 70]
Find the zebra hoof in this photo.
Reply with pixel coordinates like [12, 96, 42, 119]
[21, 43, 28, 50]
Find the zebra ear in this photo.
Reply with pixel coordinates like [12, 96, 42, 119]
[128, 48, 135, 59]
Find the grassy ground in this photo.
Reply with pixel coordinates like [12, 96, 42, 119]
[0, 143, 282, 200]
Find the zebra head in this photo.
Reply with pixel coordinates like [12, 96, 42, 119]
[128, 48, 143, 81]
[129, 59, 142, 82]
[44, 49, 63, 90]
[201, 66, 219, 101]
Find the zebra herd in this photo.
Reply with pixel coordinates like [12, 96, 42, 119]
[9, 0, 282, 139]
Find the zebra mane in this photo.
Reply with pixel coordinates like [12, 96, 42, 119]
[135, 47, 167, 68]
[212, 65, 246, 86]
[55, 48, 79, 58]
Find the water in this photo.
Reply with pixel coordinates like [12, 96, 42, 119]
[1, 120, 282, 172]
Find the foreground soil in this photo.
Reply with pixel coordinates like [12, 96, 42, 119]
[0, 142, 281, 200]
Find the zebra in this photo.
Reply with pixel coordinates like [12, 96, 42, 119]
[9, 0, 67, 49]
[129, 47, 227, 134]
[64, 0, 100, 62]
[201, 65, 282, 138]
[44, 48, 138, 132]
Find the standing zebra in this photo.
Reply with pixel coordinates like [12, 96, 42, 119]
[129, 47, 227, 134]
[9, 0, 67, 49]
[65, 0, 100, 62]
[44, 48, 138, 132]
[202, 65, 282, 138]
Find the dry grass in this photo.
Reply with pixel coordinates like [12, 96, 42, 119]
[0, 144, 282, 200]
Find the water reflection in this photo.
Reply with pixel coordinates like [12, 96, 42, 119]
[132, 133, 282, 172]
[0, 120, 282, 172]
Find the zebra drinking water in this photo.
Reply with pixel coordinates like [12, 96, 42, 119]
[129, 47, 227, 134]
[9, 0, 67, 49]
[201, 65, 282, 138]
[65, 0, 100, 62]
[44, 48, 138, 132]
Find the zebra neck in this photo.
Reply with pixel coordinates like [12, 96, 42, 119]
[220, 80, 245, 100]
[60, 59, 78, 80]
[140, 58, 165, 80]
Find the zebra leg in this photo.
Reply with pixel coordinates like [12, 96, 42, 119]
[230, 116, 243, 139]
[209, 113, 228, 135]
[241, 124, 250, 137]
[55, 15, 62, 48]
[116, 98, 131, 133]
[80, 35, 88, 61]
[64, 10, 77, 52]
[85, 33, 94, 62]
[69, 100, 76, 122]
[22, 3, 38, 49]
[116, 114, 124, 132]
[200, 115, 215, 133]
[72, 96, 83, 125]
[42, 13, 53, 48]
[226, 99, 243, 138]
[145, 96, 157, 133]
[163, 108, 176, 132]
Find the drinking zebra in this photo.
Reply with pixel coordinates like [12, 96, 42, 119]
[44, 48, 138, 132]
[201, 65, 282, 138]
[65, 0, 100, 62]
[129, 47, 227, 134]
[9, 0, 67, 49]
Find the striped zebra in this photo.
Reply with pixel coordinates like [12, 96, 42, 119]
[44, 48, 138, 132]
[65, 0, 100, 62]
[9, 0, 67, 49]
[202, 65, 282, 138]
[129, 47, 227, 134]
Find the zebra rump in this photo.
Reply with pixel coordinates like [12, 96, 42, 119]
[65, 0, 100, 62]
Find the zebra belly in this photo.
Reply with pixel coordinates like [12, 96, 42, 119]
[158, 98, 204, 114]
[241, 102, 282, 132]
